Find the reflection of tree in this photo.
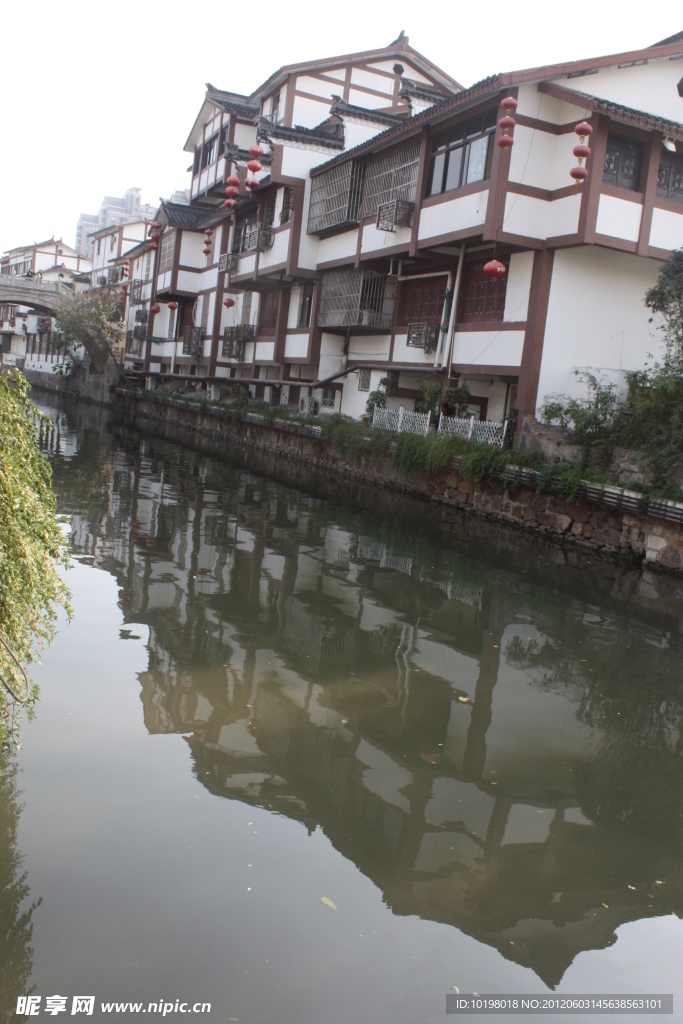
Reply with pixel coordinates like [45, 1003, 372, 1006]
[0, 758, 40, 1023]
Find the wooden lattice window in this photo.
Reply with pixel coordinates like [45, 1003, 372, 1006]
[259, 291, 279, 335]
[357, 368, 371, 391]
[398, 276, 447, 326]
[263, 191, 277, 228]
[461, 260, 508, 323]
[603, 134, 643, 192]
[280, 187, 292, 224]
[657, 150, 683, 204]
[159, 231, 175, 274]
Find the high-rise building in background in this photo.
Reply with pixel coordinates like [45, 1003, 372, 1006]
[75, 188, 157, 258]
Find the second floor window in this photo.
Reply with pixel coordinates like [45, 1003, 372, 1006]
[428, 110, 497, 197]
[232, 210, 258, 253]
[280, 187, 292, 225]
[603, 134, 643, 192]
[159, 231, 175, 274]
[657, 150, 683, 204]
[201, 135, 219, 170]
[461, 259, 508, 322]
[259, 291, 279, 335]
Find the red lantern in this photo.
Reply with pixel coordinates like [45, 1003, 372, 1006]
[247, 159, 262, 173]
[203, 246, 212, 255]
[150, 242, 159, 250]
[570, 166, 589, 182]
[151, 221, 162, 230]
[573, 143, 591, 160]
[224, 198, 238, 209]
[225, 185, 239, 198]
[498, 114, 516, 131]
[501, 96, 518, 112]
[571, 121, 593, 189]
[497, 134, 514, 150]
[246, 177, 260, 190]
[151, 231, 161, 241]
[223, 297, 235, 308]
[483, 259, 507, 279]
[168, 301, 178, 311]
[204, 227, 213, 236]
[226, 175, 240, 188]
[150, 303, 161, 314]
[575, 121, 593, 138]
[249, 144, 264, 158]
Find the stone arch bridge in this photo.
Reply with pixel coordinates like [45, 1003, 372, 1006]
[0, 276, 75, 314]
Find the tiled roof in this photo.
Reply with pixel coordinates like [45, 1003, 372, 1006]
[310, 74, 502, 175]
[539, 82, 683, 137]
[258, 119, 345, 150]
[329, 97, 406, 126]
[159, 202, 214, 228]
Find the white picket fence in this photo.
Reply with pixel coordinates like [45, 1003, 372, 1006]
[438, 412, 508, 447]
[372, 406, 431, 436]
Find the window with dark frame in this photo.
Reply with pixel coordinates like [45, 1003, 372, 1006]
[271, 92, 280, 121]
[603, 134, 643, 192]
[259, 291, 279, 336]
[398, 277, 447, 326]
[657, 149, 683, 204]
[357, 367, 371, 391]
[298, 283, 314, 328]
[461, 259, 508, 323]
[322, 388, 336, 407]
[280, 187, 292, 224]
[427, 110, 497, 197]
[232, 209, 258, 253]
[263, 191, 277, 228]
[193, 149, 201, 175]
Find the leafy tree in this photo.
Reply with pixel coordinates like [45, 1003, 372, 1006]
[0, 372, 71, 749]
[53, 290, 126, 374]
[415, 377, 470, 419]
[645, 246, 683, 368]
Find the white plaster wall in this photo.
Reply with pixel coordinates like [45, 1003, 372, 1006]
[177, 270, 200, 293]
[298, 179, 320, 270]
[199, 267, 218, 290]
[537, 246, 661, 409]
[234, 123, 257, 149]
[350, 67, 393, 95]
[281, 146, 319, 179]
[259, 228, 290, 269]
[237, 254, 257, 276]
[418, 191, 488, 240]
[456, 378, 510, 423]
[508, 126, 578, 192]
[318, 333, 344, 379]
[595, 194, 642, 242]
[157, 271, 171, 291]
[503, 251, 534, 322]
[340, 368, 386, 419]
[368, 60, 433, 86]
[502, 192, 580, 240]
[255, 341, 275, 361]
[292, 94, 331, 128]
[317, 229, 357, 264]
[180, 232, 205, 268]
[650, 207, 683, 251]
[348, 90, 388, 110]
[342, 121, 389, 150]
[347, 334, 391, 361]
[392, 332, 436, 364]
[296, 75, 336, 100]
[284, 334, 309, 359]
[451, 330, 525, 369]
[515, 84, 587, 125]
[557, 59, 683, 125]
[361, 223, 412, 254]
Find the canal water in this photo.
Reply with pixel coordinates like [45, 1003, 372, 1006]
[4, 396, 682, 1023]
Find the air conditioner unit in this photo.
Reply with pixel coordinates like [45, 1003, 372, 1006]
[96, 276, 107, 286]
[218, 253, 228, 273]
[133, 325, 147, 340]
[299, 395, 310, 415]
[376, 199, 415, 232]
[407, 322, 440, 351]
[109, 269, 120, 284]
[135, 309, 148, 323]
[226, 254, 239, 273]
[246, 227, 274, 253]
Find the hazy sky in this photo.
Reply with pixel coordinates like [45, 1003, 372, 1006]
[1, 1, 679, 254]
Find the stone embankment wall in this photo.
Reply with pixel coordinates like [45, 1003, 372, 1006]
[24, 363, 119, 406]
[114, 390, 683, 576]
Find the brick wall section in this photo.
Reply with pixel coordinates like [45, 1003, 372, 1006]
[114, 391, 683, 575]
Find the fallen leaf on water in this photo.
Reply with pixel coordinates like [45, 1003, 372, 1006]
[458, 696, 471, 704]
[420, 750, 440, 765]
[602, 903, 609, 909]
[321, 897, 337, 910]
[628, 885, 636, 890]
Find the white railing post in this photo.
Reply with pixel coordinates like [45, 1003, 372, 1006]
[398, 406, 404, 434]
[425, 410, 431, 436]
[372, 405, 379, 429]
[468, 415, 474, 439]
[438, 410, 443, 434]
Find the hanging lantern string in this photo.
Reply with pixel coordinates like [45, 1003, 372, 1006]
[497, 96, 518, 154]
[570, 119, 593, 192]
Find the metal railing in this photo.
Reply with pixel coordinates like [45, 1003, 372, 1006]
[372, 406, 431, 436]
[308, 160, 364, 235]
[317, 269, 397, 330]
[438, 412, 508, 447]
[362, 141, 421, 218]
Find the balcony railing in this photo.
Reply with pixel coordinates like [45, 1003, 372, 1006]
[222, 328, 245, 360]
[125, 330, 143, 356]
[245, 227, 274, 252]
[362, 141, 421, 219]
[182, 326, 203, 358]
[317, 269, 397, 330]
[308, 160, 364, 235]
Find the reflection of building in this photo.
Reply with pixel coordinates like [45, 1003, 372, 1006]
[46, 398, 683, 988]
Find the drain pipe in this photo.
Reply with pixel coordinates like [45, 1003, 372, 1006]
[434, 268, 455, 370]
[444, 243, 466, 378]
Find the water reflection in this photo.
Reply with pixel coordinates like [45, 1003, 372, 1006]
[43, 398, 683, 989]
[0, 758, 39, 1023]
